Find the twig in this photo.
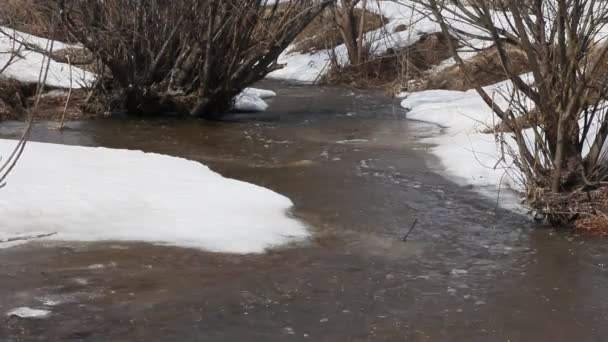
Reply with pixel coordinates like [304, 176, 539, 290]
[0, 232, 57, 244]
[402, 218, 418, 241]
[59, 55, 73, 130]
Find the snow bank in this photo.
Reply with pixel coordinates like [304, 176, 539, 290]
[0, 27, 95, 89]
[401, 80, 525, 196]
[0, 140, 308, 253]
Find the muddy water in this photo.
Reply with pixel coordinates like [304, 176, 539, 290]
[1, 82, 608, 341]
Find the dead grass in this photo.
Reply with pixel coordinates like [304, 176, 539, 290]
[291, 8, 385, 54]
[0, 78, 28, 120]
[28, 90, 93, 121]
[532, 187, 608, 234]
[0, 77, 94, 121]
[421, 43, 529, 91]
[0, 0, 71, 41]
[322, 32, 453, 89]
[573, 189, 608, 235]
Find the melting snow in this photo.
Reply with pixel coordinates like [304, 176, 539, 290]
[233, 88, 276, 112]
[0, 26, 95, 88]
[6, 307, 51, 318]
[0, 139, 309, 254]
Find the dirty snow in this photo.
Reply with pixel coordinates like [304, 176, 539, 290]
[0, 139, 309, 254]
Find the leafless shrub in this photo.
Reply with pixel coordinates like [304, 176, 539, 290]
[57, 0, 330, 119]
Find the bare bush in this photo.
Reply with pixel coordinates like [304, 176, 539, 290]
[57, 0, 330, 119]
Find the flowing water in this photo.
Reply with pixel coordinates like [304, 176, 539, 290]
[1, 82, 608, 341]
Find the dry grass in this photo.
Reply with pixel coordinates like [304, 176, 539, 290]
[531, 187, 608, 234]
[0, 0, 70, 40]
[291, 8, 385, 54]
[0, 78, 93, 121]
[419, 43, 529, 91]
[573, 189, 608, 235]
[0, 78, 28, 120]
[323, 32, 453, 89]
[577, 212, 608, 236]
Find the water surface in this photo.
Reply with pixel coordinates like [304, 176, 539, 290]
[1, 82, 607, 341]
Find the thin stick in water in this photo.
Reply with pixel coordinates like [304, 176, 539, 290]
[402, 218, 418, 242]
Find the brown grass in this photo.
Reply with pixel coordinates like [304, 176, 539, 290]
[574, 189, 608, 235]
[421, 43, 529, 91]
[532, 187, 608, 234]
[0, 78, 94, 121]
[0, 78, 28, 120]
[0, 0, 71, 41]
[323, 32, 453, 89]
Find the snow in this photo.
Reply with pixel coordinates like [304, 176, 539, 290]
[0, 27, 95, 89]
[233, 88, 276, 112]
[401, 79, 526, 201]
[0, 139, 309, 254]
[6, 307, 51, 318]
[243, 87, 277, 99]
[266, 0, 445, 82]
[268, 50, 331, 83]
[267, 0, 522, 83]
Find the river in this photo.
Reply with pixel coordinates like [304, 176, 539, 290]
[1, 82, 608, 341]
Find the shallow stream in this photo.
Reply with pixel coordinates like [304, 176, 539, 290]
[1, 82, 607, 341]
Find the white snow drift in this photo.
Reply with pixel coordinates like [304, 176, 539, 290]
[0, 27, 95, 89]
[0, 140, 308, 253]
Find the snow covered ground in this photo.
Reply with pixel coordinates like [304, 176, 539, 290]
[0, 139, 309, 253]
[400, 83, 522, 195]
[0, 27, 95, 88]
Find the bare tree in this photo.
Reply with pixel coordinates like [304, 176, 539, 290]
[57, 0, 330, 119]
[409, 0, 608, 222]
[332, 0, 370, 65]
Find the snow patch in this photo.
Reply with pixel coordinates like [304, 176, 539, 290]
[0, 139, 309, 254]
[6, 307, 51, 319]
[242, 87, 277, 99]
[401, 78, 528, 207]
[233, 88, 277, 112]
[0, 27, 95, 89]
